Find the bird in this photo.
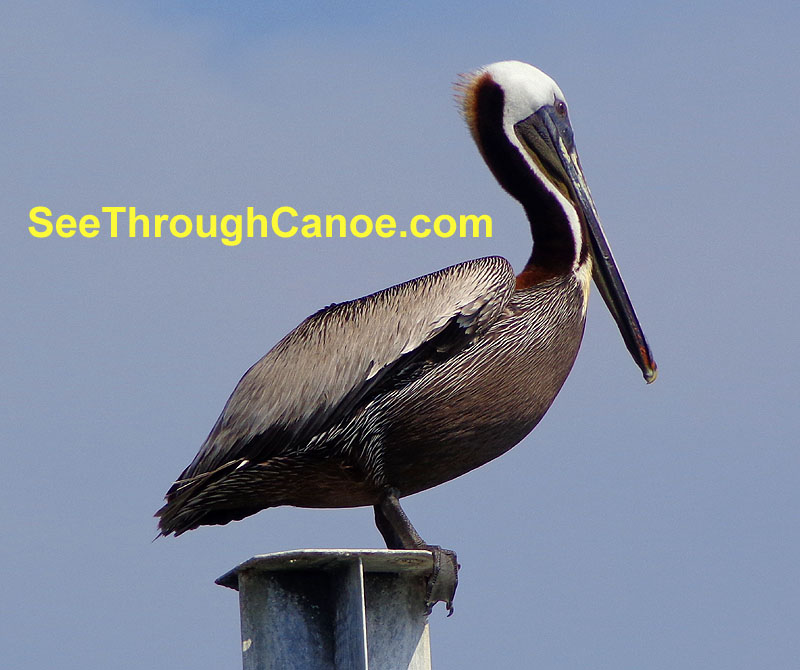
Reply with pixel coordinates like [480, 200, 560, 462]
[156, 60, 657, 613]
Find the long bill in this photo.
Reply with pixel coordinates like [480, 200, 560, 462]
[519, 106, 658, 383]
[561, 138, 657, 382]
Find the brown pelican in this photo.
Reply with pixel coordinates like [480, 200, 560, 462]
[156, 61, 656, 612]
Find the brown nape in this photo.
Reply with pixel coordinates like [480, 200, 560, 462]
[515, 263, 561, 289]
[458, 71, 492, 141]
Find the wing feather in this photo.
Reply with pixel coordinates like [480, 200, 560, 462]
[168, 256, 515, 490]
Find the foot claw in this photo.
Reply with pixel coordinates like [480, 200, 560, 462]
[423, 545, 458, 615]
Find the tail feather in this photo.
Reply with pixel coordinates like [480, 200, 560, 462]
[155, 459, 255, 536]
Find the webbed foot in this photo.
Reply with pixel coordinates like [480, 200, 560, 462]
[422, 544, 458, 615]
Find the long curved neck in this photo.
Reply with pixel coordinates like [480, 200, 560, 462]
[467, 76, 580, 289]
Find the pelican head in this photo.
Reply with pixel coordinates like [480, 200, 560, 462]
[459, 61, 657, 383]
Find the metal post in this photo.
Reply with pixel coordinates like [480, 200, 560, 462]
[217, 549, 434, 670]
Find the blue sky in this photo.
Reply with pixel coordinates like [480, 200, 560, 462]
[3, 1, 799, 668]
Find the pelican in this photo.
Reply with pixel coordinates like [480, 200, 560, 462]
[156, 61, 656, 612]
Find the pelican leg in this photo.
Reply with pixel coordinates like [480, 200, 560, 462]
[374, 488, 459, 615]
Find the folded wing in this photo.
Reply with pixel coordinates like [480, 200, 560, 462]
[157, 256, 516, 534]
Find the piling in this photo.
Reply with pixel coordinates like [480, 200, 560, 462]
[217, 549, 436, 670]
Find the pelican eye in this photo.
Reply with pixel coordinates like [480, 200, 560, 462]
[555, 100, 567, 116]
